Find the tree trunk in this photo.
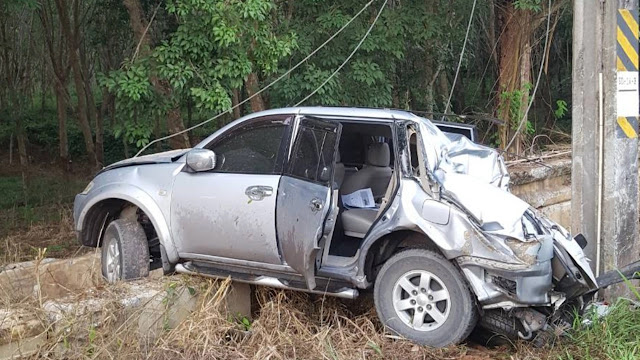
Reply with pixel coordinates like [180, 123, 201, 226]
[231, 88, 241, 119]
[122, 0, 190, 149]
[496, 1, 536, 153]
[245, 72, 265, 112]
[95, 91, 107, 167]
[55, 82, 69, 170]
[54, 0, 97, 166]
[15, 116, 28, 168]
[166, 108, 190, 149]
[437, 72, 449, 111]
[496, 1, 522, 150]
[516, 39, 532, 155]
[154, 114, 162, 152]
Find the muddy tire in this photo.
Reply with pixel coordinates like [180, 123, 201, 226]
[374, 248, 478, 347]
[101, 219, 150, 282]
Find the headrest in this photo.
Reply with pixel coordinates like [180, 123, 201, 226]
[367, 143, 390, 167]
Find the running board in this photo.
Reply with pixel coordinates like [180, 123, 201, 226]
[174, 263, 359, 299]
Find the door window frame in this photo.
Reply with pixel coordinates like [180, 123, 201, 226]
[201, 115, 294, 175]
[284, 116, 341, 186]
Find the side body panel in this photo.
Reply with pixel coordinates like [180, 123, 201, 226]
[171, 172, 282, 264]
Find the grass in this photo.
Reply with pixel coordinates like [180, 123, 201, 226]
[564, 300, 640, 359]
[0, 175, 80, 209]
[9, 277, 506, 360]
[7, 273, 632, 360]
[0, 172, 87, 265]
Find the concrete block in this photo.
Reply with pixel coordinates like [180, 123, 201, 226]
[42, 281, 164, 338]
[0, 309, 46, 360]
[137, 284, 199, 343]
[0, 253, 101, 302]
[137, 281, 252, 344]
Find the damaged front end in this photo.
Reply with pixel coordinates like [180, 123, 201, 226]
[412, 116, 601, 342]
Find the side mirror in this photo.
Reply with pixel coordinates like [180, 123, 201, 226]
[186, 149, 216, 172]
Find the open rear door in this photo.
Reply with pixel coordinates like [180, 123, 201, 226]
[276, 116, 341, 289]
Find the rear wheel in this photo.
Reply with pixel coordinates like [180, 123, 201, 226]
[374, 248, 478, 347]
[101, 219, 150, 282]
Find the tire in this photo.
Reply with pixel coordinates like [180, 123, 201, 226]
[101, 219, 150, 282]
[374, 248, 478, 347]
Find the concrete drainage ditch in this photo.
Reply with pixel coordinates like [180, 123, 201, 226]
[0, 254, 250, 359]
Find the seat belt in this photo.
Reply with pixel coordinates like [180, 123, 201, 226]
[377, 172, 396, 217]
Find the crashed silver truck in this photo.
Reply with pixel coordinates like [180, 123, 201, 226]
[73, 107, 640, 347]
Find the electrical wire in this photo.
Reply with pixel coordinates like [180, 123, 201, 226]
[294, 0, 388, 106]
[135, 0, 376, 157]
[504, 0, 553, 152]
[443, 0, 477, 118]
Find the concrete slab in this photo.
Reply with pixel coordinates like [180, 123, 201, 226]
[0, 253, 101, 302]
[0, 309, 46, 360]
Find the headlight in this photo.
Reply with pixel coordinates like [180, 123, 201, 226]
[81, 181, 94, 195]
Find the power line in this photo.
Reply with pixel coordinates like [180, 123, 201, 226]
[443, 0, 477, 119]
[135, 0, 376, 157]
[294, 0, 388, 106]
[504, 0, 552, 152]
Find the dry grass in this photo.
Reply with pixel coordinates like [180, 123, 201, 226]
[0, 206, 86, 265]
[2, 261, 637, 360]
[18, 277, 508, 360]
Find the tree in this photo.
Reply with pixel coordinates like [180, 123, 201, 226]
[53, 0, 99, 166]
[0, 2, 35, 171]
[0, 0, 576, 168]
[495, 0, 564, 153]
[39, 0, 71, 169]
[103, 0, 297, 150]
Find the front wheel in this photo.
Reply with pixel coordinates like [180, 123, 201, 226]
[101, 219, 150, 282]
[374, 248, 478, 347]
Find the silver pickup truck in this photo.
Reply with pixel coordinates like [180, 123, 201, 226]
[73, 107, 635, 347]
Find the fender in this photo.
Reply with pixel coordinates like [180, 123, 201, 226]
[76, 182, 179, 264]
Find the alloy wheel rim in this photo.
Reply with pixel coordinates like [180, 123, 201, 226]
[105, 237, 121, 282]
[392, 270, 451, 332]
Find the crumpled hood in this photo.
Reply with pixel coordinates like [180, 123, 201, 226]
[417, 117, 528, 238]
[101, 149, 190, 173]
[417, 118, 509, 190]
[434, 170, 530, 239]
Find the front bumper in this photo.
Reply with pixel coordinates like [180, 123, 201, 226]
[459, 234, 556, 306]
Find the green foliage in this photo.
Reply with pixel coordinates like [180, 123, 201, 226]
[514, 0, 543, 12]
[499, 83, 535, 136]
[0, 176, 85, 210]
[240, 315, 251, 331]
[554, 99, 568, 120]
[101, 0, 296, 148]
[564, 297, 640, 360]
[0, 0, 575, 165]
[101, 64, 151, 102]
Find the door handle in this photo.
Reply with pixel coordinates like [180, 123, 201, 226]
[245, 185, 273, 201]
[310, 198, 324, 212]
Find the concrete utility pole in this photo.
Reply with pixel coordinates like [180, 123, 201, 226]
[572, 0, 640, 296]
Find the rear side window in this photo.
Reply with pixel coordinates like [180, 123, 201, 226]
[207, 121, 287, 174]
[289, 127, 337, 184]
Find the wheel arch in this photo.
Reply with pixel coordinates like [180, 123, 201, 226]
[76, 185, 178, 264]
[359, 230, 443, 285]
